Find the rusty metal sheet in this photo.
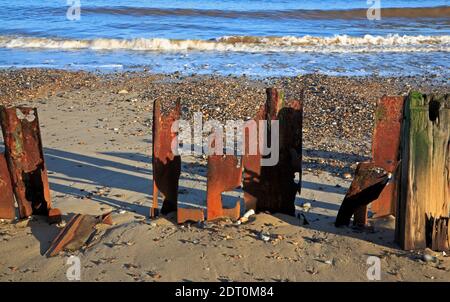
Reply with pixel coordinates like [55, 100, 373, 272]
[243, 88, 302, 216]
[151, 99, 181, 217]
[0, 106, 53, 219]
[370, 95, 404, 218]
[177, 207, 205, 224]
[335, 162, 390, 227]
[46, 212, 112, 257]
[242, 104, 265, 211]
[0, 153, 15, 220]
[206, 155, 242, 221]
[352, 205, 368, 226]
[281, 99, 303, 194]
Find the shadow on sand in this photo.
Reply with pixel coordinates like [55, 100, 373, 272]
[1, 144, 397, 252]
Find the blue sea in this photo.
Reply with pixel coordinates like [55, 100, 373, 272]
[0, 0, 449, 77]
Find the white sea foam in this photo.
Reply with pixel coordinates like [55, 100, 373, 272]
[0, 34, 449, 53]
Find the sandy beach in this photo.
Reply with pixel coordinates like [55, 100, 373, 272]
[0, 69, 448, 281]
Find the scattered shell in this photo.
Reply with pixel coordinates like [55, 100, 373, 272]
[238, 209, 255, 224]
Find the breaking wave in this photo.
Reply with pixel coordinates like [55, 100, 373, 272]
[0, 34, 449, 53]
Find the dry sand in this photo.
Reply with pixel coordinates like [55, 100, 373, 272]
[0, 69, 449, 281]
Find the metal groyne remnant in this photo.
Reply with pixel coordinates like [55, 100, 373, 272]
[151, 99, 181, 218]
[0, 106, 61, 223]
[4, 90, 446, 253]
[0, 153, 15, 220]
[336, 92, 450, 252]
[151, 88, 303, 224]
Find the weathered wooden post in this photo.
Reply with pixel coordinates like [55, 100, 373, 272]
[395, 92, 450, 251]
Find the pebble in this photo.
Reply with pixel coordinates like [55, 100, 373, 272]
[301, 202, 312, 212]
[422, 254, 436, 263]
[56, 221, 67, 228]
[258, 232, 271, 242]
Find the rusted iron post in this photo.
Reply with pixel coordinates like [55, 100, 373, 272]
[151, 99, 181, 217]
[244, 88, 302, 216]
[353, 96, 405, 225]
[280, 99, 303, 199]
[0, 106, 53, 219]
[206, 154, 242, 221]
[396, 92, 450, 251]
[369, 96, 405, 218]
[0, 154, 15, 220]
[242, 105, 265, 211]
[335, 162, 390, 227]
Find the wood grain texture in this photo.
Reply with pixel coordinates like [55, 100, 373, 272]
[396, 92, 450, 251]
